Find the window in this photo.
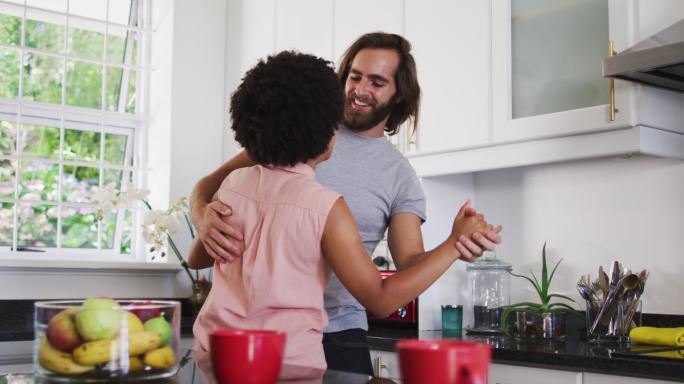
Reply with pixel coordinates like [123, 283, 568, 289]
[0, 0, 150, 261]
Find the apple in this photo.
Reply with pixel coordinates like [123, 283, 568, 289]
[128, 301, 161, 323]
[144, 315, 172, 346]
[75, 298, 123, 341]
[46, 308, 83, 352]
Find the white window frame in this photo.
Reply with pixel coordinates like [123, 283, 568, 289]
[0, 0, 154, 264]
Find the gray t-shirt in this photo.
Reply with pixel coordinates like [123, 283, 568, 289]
[316, 125, 426, 333]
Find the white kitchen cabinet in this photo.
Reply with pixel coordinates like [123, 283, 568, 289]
[491, 0, 629, 142]
[491, 0, 684, 142]
[332, 0, 404, 65]
[275, 0, 334, 62]
[404, 0, 491, 155]
[489, 363, 583, 384]
[583, 372, 676, 384]
[371, 349, 401, 380]
[407, 0, 684, 177]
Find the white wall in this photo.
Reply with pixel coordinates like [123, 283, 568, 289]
[418, 174, 475, 330]
[165, 0, 227, 293]
[420, 154, 684, 327]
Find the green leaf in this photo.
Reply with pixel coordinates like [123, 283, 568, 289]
[546, 303, 584, 318]
[530, 271, 546, 303]
[503, 302, 544, 310]
[548, 257, 563, 290]
[510, 271, 542, 294]
[547, 293, 576, 303]
[541, 241, 549, 300]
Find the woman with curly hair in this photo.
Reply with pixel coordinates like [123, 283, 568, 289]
[189, 51, 493, 369]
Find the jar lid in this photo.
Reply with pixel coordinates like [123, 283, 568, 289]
[465, 252, 512, 271]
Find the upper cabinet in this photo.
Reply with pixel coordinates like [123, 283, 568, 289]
[333, 0, 403, 63]
[223, 0, 684, 176]
[275, 0, 334, 62]
[492, 0, 684, 142]
[407, 0, 684, 177]
[492, 0, 630, 142]
[404, 0, 491, 154]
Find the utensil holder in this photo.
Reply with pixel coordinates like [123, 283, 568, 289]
[586, 298, 641, 343]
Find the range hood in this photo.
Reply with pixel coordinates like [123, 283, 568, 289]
[603, 19, 684, 92]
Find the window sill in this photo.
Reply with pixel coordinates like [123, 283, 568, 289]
[0, 258, 182, 276]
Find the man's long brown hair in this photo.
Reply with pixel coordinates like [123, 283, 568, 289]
[337, 32, 420, 136]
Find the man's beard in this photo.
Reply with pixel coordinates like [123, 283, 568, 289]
[343, 93, 397, 132]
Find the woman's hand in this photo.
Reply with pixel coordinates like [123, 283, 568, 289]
[450, 200, 503, 262]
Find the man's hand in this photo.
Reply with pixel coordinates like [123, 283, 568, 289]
[194, 200, 245, 263]
[451, 200, 503, 262]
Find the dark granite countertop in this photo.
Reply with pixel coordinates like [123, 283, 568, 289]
[3, 299, 683, 382]
[367, 326, 684, 383]
[0, 349, 379, 383]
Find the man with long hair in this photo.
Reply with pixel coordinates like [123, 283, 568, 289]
[189, 32, 502, 374]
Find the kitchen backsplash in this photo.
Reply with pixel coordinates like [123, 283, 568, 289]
[417, 155, 684, 329]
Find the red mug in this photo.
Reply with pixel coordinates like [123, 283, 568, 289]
[397, 339, 491, 384]
[210, 329, 286, 384]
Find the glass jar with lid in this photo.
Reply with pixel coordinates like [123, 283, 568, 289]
[465, 252, 512, 334]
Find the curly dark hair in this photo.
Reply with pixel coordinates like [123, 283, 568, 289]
[230, 51, 343, 166]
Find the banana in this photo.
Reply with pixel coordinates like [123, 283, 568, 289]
[144, 346, 176, 369]
[128, 356, 145, 372]
[38, 337, 95, 375]
[73, 330, 162, 366]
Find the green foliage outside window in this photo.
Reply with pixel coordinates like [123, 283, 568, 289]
[0, 6, 138, 253]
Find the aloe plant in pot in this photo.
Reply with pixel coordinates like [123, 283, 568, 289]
[501, 242, 581, 338]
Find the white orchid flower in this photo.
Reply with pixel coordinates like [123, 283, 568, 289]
[93, 183, 119, 211]
[142, 226, 165, 251]
[169, 196, 189, 215]
[118, 187, 150, 209]
[143, 209, 180, 234]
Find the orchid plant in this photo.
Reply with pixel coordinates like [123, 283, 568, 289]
[93, 184, 203, 284]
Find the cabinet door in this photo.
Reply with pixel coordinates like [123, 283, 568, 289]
[333, 0, 404, 64]
[275, 0, 334, 62]
[371, 350, 400, 380]
[405, 0, 490, 154]
[491, 0, 635, 143]
[489, 364, 582, 384]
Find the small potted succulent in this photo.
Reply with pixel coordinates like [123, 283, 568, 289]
[501, 242, 581, 338]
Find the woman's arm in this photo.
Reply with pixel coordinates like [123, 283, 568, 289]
[321, 198, 491, 317]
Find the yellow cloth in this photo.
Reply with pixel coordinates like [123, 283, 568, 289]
[629, 326, 684, 347]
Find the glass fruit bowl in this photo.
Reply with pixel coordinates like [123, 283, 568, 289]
[34, 299, 181, 382]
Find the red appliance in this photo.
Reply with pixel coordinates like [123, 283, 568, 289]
[367, 270, 418, 326]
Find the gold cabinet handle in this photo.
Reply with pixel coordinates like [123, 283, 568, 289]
[374, 356, 386, 377]
[609, 40, 619, 121]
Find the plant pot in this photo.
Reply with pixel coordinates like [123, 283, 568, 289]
[190, 280, 212, 317]
[515, 311, 566, 339]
